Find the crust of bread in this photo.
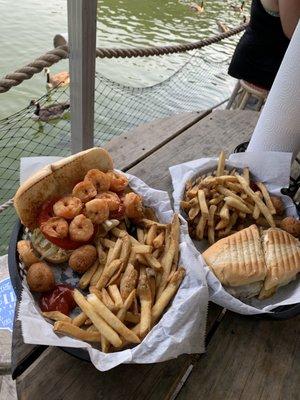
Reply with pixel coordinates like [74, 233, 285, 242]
[203, 224, 266, 286]
[14, 148, 114, 229]
[261, 228, 300, 292]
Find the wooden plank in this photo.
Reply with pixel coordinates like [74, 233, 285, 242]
[176, 312, 300, 400]
[0, 375, 17, 400]
[128, 110, 259, 195]
[16, 110, 260, 400]
[67, 0, 97, 153]
[105, 110, 210, 170]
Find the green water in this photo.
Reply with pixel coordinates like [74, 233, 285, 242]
[0, 0, 249, 118]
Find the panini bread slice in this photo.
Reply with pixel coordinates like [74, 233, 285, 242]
[14, 147, 113, 230]
[259, 228, 300, 299]
[203, 224, 266, 289]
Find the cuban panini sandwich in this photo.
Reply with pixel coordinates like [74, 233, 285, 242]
[203, 224, 300, 299]
[15, 147, 185, 352]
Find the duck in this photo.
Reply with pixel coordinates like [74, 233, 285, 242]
[30, 100, 70, 122]
[189, 1, 204, 13]
[230, 0, 245, 12]
[44, 68, 70, 89]
[216, 20, 229, 33]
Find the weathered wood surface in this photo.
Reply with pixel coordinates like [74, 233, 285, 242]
[0, 375, 17, 400]
[177, 312, 300, 400]
[106, 110, 210, 170]
[15, 110, 262, 400]
[10, 111, 208, 376]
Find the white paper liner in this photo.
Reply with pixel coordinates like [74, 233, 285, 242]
[170, 151, 300, 315]
[17, 157, 208, 371]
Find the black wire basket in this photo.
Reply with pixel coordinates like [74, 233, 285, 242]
[234, 141, 300, 319]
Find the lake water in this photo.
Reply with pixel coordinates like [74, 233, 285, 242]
[0, 0, 249, 118]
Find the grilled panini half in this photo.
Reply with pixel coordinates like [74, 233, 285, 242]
[259, 228, 300, 299]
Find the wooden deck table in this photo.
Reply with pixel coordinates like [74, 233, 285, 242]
[10, 110, 300, 400]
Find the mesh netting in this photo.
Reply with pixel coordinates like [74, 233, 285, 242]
[0, 40, 241, 254]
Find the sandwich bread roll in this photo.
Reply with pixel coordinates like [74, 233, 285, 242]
[14, 147, 113, 230]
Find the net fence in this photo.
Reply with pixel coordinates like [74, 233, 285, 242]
[0, 39, 247, 253]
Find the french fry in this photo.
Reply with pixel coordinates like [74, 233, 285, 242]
[101, 335, 110, 353]
[86, 324, 98, 333]
[73, 289, 121, 347]
[119, 234, 131, 268]
[72, 312, 88, 327]
[216, 185, 247, 204]
[101, 288, 118, 312]
[141, 219, 167, 229]
[111, 227, 127, 238]
[87, 294, 140, 344]
[208, 195, 224, 206]
[216, 151, 226, 176]
[243, 167, 250, 185]
[208, 204, 217, 244]
[54, 321, 101, 342]
[107, 267, 123, 286]
[153, 231, 165, 249]
[137, 228, 145, 243]
[196, 214, 207, 239]
[137, 268, 152, 337]
[109, 238, 123, 263]
[101, 238, 116, 249]
[125, 312, 140, 324]
[96, 259, 122, 290]
[224, 196, 251, 213]
[256, 182, 276, 215]
[136, 253, 148, 266]
[116, 289, 136, 322]
[89, 286, 102, 300]
[252, 191, 262, 219]
[197, 190, 209, 217]
[219, 203, 229, 221]
[152, 248, 161, 258]
[144, 254, 162, 271]
[146, 224, 157, 246]
[132, 244, 153, 254]
[219, 211, 238, 236]
[120, 263, 138, 301]
[108, 285, 123, 308]
[88, 263, 103, 288]
[102, 219, 120, 232]
[236, 175, 275, 227]
[157, 214, 179, 299]
[95, 239, 107, 264]
[84, 318, 92, 326]
[225, 182, 244, 193]
[188, 205, 200, 220]
[42, 311, 71, 323]
[208, 204, 217, 227]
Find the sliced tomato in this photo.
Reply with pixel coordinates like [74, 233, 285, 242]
[38, 199, 96, 250]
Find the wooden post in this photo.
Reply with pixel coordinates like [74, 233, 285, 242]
[67, 0, 97, 153]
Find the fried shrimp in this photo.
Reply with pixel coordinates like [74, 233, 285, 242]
[41, 217, 69, 239]
[123, 192, 144, 220]
[85, 199, 109, 224]
[69, 214, 94, 242]
[53, 196, 82, 219]
[85, 169, 110, 193]
[107, 171, 128, 192]
[96, 191, 120, 211]
[72, 180, 97, 203]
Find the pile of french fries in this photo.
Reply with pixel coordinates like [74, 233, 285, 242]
[181, 151, 280, 244]
[44, 212, 185, 352]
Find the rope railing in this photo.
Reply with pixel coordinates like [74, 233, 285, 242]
[0, 23, 247, 94]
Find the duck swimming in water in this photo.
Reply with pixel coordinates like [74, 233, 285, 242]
[44, 68, 70, 89]
[216, 20, 229, 33]
[189, 1, 204, 13]
[230, 0, 245, 12]
[30, 100, 70, 122]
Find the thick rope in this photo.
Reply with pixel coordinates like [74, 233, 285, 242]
[0, 199, 14, 214]
[0, 23, 247, 94]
